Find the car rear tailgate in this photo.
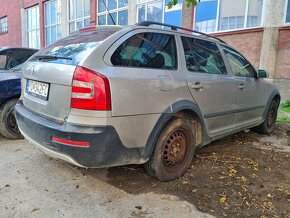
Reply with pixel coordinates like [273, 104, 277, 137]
[22, 61, 76, 121]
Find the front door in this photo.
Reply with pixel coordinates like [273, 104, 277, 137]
[221, 45, 267, 129]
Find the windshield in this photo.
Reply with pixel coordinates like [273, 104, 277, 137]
[31, 29, 118, 66]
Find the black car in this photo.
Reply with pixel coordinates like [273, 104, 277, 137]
[0, 47, 37, 139]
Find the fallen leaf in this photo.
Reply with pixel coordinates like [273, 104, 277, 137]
[135, 206, 142, 210]
[267, 193, 273, 198]
[229, 169, 237, 177]
[219, 195, 227, 203]
[31, 208, 39, 213]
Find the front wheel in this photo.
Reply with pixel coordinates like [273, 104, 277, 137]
[251, 100, 279, 135]
[144, 118, 196, 181]
[0, 99, 23, 140]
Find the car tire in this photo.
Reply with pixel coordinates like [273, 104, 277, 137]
[144, 117, 196, 181]
[251, 100, 279, 135]
[0, 99, 23, 140]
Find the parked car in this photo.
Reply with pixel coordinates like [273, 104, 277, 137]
[0, 47, 38, 139]
[15, 22, 280, 181]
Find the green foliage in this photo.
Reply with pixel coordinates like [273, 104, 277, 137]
[277, 100, 290, 124]
[167, 0, 200, 9]
[281, 100, 290, 113]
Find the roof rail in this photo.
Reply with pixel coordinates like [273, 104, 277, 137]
[136, 21, 226, 44]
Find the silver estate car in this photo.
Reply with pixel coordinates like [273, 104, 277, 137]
[15, 22, 280, 181]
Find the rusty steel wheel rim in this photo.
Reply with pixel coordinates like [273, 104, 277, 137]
[267, 109, 275, 127]
[162, 128, 189, 173]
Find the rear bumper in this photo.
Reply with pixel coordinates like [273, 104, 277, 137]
[15, 102, 143, 168]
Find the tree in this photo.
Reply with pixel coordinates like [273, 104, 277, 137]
[167, 0, 200, 9]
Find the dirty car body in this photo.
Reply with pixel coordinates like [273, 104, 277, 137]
[15, 23, 280, 181]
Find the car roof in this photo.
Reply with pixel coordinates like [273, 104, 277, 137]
[124, 25, 224, 45]
[77, 22, 225, 45]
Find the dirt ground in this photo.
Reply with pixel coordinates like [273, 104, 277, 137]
[0, 124, 289, 218]
[100, 124, 290, 218]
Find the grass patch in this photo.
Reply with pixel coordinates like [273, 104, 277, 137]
[277, 100, 290, 124]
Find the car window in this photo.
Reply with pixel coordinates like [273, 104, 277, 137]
[0, 53, 7, 69]
[111, 32, 177, 70]
[222, 46, 255, 78]
[7, 49, 37, 69]
[31, 29, 118, 66]
[181, 37, 227, 74]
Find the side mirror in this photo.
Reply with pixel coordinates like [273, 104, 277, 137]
[257, 69, 269, 78]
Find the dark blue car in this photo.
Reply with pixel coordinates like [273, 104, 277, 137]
[0, 47, 37, 139]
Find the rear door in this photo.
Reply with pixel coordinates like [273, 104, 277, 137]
[221, 45, 267, 129]
[181, 36, 239, 137]
[104, 29, 192, 116]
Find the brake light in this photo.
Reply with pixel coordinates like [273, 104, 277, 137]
[79, 26, 96, 31]
[71, 66, 111, 110]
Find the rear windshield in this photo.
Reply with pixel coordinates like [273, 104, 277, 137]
[31, 29, 118, 66]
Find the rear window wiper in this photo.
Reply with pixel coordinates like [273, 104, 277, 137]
[35, 55, 72, 61]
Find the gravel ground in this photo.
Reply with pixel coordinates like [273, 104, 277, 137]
[0, 135, 212, 218]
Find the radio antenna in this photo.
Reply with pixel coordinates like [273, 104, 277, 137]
[101, 0, 116, 25]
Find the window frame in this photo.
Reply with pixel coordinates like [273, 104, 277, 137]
[221, 44, 257, 78]
[0, 16, 8, 34]
[68, 0, 90, 34]
[97, 0, 129, 26]
[194, 0, 265, 34]
[26, 5, 40, 49]
[284, 0, 290, 25]
[136, 0, 165, 23]
[110, 31, 178, 71]
[44, 0, 62, 46]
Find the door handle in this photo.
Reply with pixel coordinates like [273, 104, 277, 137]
[238, 84, 245, 90]
[191, 82, 203, 90]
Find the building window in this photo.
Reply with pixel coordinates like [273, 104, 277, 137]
[26, 6, 40, 49]
[286, 0, 290, 23]
[164, 0, 182, 27]
[68, 0, 90, 34]
[195, 0, 263, 33]
[97, 0, 128, 25]
[45, 0, 62, 46]
[0, 16, 8, 34]
[136, 0, 164, 23]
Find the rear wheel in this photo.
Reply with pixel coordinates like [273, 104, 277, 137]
[144, 118, 195, 181]
[251, 100, 279, 135]
[0, 99, 23, 140]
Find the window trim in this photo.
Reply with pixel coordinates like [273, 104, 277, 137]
[97, 0, 129, 25]
[44, 0, 62, 46]
[136, 0, 165, 23]
[67, 0, 90, 34]
[194, 0, 265, 34]
[0, 16, 8, 34]
[284, 0, 290, 25]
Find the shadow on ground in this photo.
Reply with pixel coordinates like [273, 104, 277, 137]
[77, 124, 290, 218]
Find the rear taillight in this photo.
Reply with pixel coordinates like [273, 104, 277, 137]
[71, 66, 111, 110]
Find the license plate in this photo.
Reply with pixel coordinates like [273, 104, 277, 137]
[26, 79, 50, 101]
